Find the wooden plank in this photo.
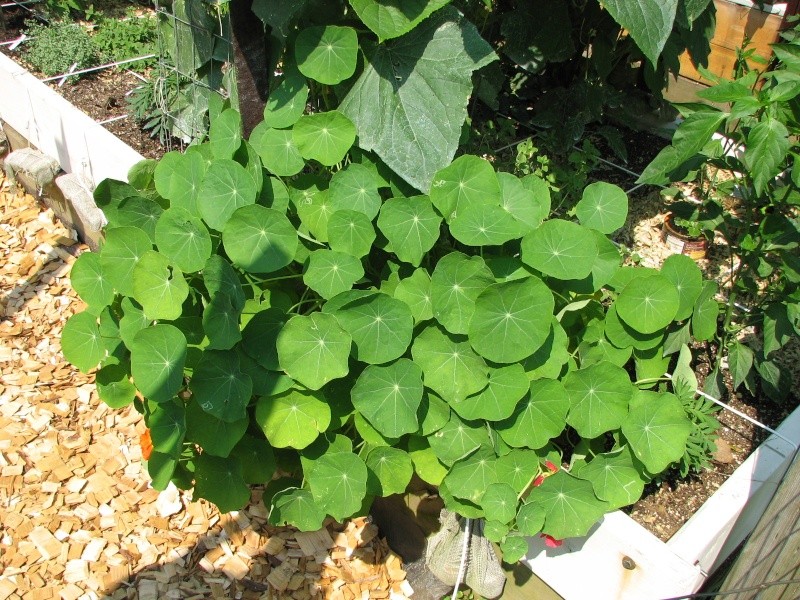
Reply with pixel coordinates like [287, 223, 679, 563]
[717, 455, 800, 599]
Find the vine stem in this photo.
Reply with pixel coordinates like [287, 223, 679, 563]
[245, 273, 303, 285]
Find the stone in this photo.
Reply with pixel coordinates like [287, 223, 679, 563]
[4, 147, 61, 192]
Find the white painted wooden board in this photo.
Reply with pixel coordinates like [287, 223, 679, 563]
[0, 53, 144, 185]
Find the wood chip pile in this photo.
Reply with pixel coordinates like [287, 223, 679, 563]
[0, 176, 412, 600]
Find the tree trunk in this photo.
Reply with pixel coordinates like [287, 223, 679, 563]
[230, 0, 269, 137]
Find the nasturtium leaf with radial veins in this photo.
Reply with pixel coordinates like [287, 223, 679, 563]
[418, 392, 450, 435]
[209, 108, 242, 159]
[351, 359, 423, 438]
[231, 435, 277, 484]
[661, 254, 703, 321]
[429, 154, 501, 220]
[527, 470, 608, 539]
[295, 26, 358, 85]
[516, 500, 546, 535]
[119, 297, 149, 349]
[240, 308, 289, 371]
[365, 446, 414, 496]
[497, 449, 541, 495]
[130, 324, 186, 403]
[411, 324, 488, 404]
[564, 361, 634, 439]
[277, 312, 352, 389]
[249, 123, 305, 177]
[430, 251, 494, 335]
[263, 71, 308, 128]
[692, 280, 720, 341]
[185, 400, 248, 458]
[616, 273, 680, 334]
[394, 269, 434, 323]
[442, 448, 497, 504]
[70, 252, 114, 310]
[622, 391, 692, 473]
[521, 219, 598, 280]
[603, 303, 664, 351]
[96, 363, 136, 408]
[293, 111, 356, 166]
[498, 171, 548, 233]
[481, 483, 518, 524]
[468, 276, 554, 363]
[203, 292, 242, 350]
[408, 436, 448, 485]
[222, 205, 298, 274]
[203, 255, 246, 312]
[329, 163, 382, 219]
[308, 451, 369, 521]
[100, 226, 152, 297]
[496, 378, 569, 449]
[327, 209, 376, 258]
[332, 293, 413, 365]
[290, 175, 332, 242]
[303, 249, 364, 300]
[193, 454, 250, 513]
[132, 251, 189, 321]
[147, 400, 186, 454]
[256, 388, 331, 449]
[428, 411, 487, 465]
[155, 207, 212, 273]
[449, 202, 524, 246]
[572, 446, 646, 510]
[562, 229, 621, 294]
[153, 150, 206, 214]
[197, 159, 257, 231]
[110, 196, 162, 242]
[269, 487, 327, 531]
[575, 182, 629, 234]
[377, 196, 443, 266]
[62, 312, 104, 373]
[452, 363, 529, 422]
[189, 350, 252, 423]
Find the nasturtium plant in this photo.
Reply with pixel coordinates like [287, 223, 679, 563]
[65, 106, 713, 568]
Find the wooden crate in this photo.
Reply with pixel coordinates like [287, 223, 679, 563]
[680, 0, 789, 83]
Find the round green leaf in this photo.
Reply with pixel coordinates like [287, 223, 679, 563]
[231, 435, 277, 484]
[327, 209, 376, 258]
[119, 297, 150, 349]
[407, 436, 448, 485]
[209, 108, 242, 159]
[562, 229, 621, 294]
[258, 176, 291, 213]
[411, 324, 488, 404]
[430, 252, 494, 335]
[99, 226, 152, 297]
[521, 318, 571, 380]
[564, 361, 634, 439]
[496, 378, 569, 449]
[194, 454, 250, 513]
[293, 111, 356, 166]
[277, 312, 352, 389]
[481, 483, 518, 525]
[308, 451, 368, 521]
[186, 400, 248, 457]
[132, 250, 189, 321]
[418, 392, 450, 435]
[604, 304, 664, 351]
[264, 72, 308, 128]
[109, 196, 163, 242]
[269, 487, 326, 531]
[303, 249, 364, 300]
[235, 139, 264, 194]
[155, 207, 212, 273]
[521, 219, 598, 280]
[377, 196, 442, 266]
[148, 400, 186, 454]
[661, 254, 704, 322]
[203, 255, 246, 311]
[352, 359, 423, 438]
[622, 391, 692, 473]
[501, 535, 530, 563]
[96, 363, 136, 408]
[497, 449, 541, 495]
[256, 388, 331, 449]
[197, 159, 257, 231]
[189, 350, 252, 423]
[692, 281, 720, 341]
[516, 501, 546, 536]
[249, 123, 304, 177]
[222, 205, 298, 274]
[442, 448, 497, 504]
[572, 446, 646, 510]
[332, 293, 413, 365]
[365, 446, 414, 496]
[153, 150, 206, 214]
[329, 163, 382, 219]
[428, 411, 488, 465]
[62, 311, 103, 373]
[71, 252, 114, 310]
[241, 308, 289, 371]
[499, 171, 549, 233]
[291, 179, 333, 243]
[295, 26, 358, 85]
[450, 203, 524, 246]
[527, 470, 608, 539]
[468, 277, 554, 363]
[617, 273, 680, 334]
[130, 324, 187, 403]
[394, 269, 434, 323]
[203, 292, 242, 350]
[575, 182, 628, 233]
[452, 364, 529, 421]
[429, 155, 502, 221]
[147, 451, 177, 491]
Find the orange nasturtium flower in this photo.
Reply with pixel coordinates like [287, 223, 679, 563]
[140, 429, 154, 460]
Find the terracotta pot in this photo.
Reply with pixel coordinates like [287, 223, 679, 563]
[662, 213, 708, 260]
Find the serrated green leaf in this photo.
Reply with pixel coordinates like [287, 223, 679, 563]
[100, 226, 152, 297]
[70, 252, 114, 311]
[132, 251, 189, 321]
[521, 220, 598, 280]
[429, 154, 501, 221]
[377, 196, 442, 266]
[256, 388, 331, 449]
[155, 207, 213, 273]
[601, 0, 678, 65]
[332, 293, 413, 365]
[277, 313, 352, 389]
[352, 359, 423, 437]
[496, 378, 569, 449]
[564, 361, 633, 439]
[617, 273, 680, 334]
[349, 0, 453, 40]
[194, 454, 251, 513]
[197, 159, 257, 231]
[189, 350, 252, 422]
[308, 452, 368, 521]
[575, 182, 628, 234]
[62, 312, 104, 373]
[303, 250, 364, 300]
[293, 111, 356, 166]
[527, 470, 607, 539]
[295, 26, 358, 85]
[130, 325, 187, 402]
[327, 210, 376, 258]
[622, 391, 692, 473]
[572, 447, 646, 509]
[430, 252, 494, 335]
[249, 123, 305, 177]
[452, 363, 529, 421]
[365, 446, 414, 496]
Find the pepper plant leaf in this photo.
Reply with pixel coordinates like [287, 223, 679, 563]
[744, 117, 790, 196]
[351, 359, 423, 437]
[691, 280, 720, 341]
[277, 312, 352, 389]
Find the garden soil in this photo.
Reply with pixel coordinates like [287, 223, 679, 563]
[0, 174, 413, 600]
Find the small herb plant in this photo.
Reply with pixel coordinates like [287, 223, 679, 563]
[64, 105, 715, 562]
[22, 20, 98, 78]
[639, 21, 800, 402]
[92, 9, 157, 71]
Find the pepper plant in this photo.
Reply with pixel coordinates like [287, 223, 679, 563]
[63, 94, 718, 560]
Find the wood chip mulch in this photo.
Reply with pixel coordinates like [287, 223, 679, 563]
[0, 174, 412, 600]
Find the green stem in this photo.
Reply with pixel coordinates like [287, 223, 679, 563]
[246, 273, 303, 285]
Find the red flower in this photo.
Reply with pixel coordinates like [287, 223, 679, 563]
[533, 474, 545, 487]
[140, 429, 154, 461]
[541, 534, 563, 548]
[545, 460, 559, 473]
